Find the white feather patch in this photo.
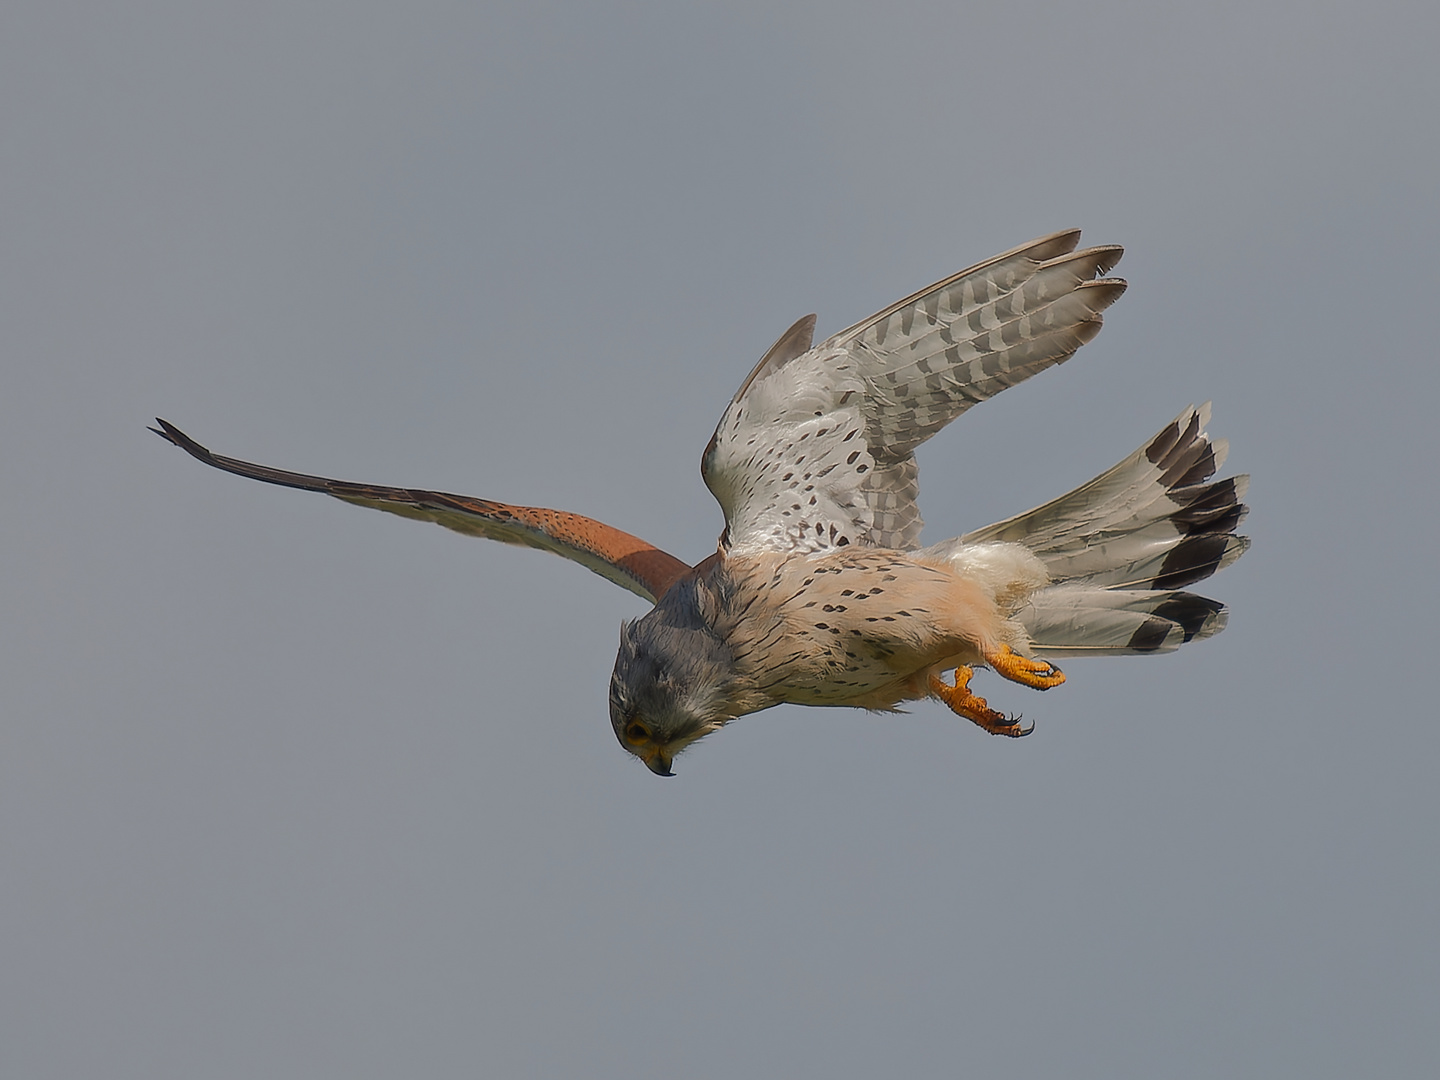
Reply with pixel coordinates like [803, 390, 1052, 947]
[704, 352, 880, 555]
[918, 539, 1050, 615]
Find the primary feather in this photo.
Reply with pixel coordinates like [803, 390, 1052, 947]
[703, 229, 1129, 554]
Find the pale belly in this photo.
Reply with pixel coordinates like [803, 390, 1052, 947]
[724, 548, 1003, 710]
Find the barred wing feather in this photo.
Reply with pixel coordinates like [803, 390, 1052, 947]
[704, 230, 1128, 553]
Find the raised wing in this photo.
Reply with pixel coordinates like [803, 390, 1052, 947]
[702, 231, 1127, 554]
[151, 419, 690, 604]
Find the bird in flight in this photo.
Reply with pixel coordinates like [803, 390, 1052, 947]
[154, 230, 1249, 776]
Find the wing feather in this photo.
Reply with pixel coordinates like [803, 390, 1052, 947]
[834, 251, 1126, 455]
[703, 231, 1125, 553]
[151, 419, 690, 604]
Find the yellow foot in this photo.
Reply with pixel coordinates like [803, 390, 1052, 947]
[930, 666, 1032, 738]
[984, 645, 1065, 690]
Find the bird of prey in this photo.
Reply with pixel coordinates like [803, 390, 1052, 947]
[153, 230, 1249, 776]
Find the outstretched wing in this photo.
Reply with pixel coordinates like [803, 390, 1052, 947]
[702, 230, 1127, 554]
[151, 419, 691, 604]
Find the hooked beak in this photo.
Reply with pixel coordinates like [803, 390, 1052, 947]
[644, 749, 675, 777]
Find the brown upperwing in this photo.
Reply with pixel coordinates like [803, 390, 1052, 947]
[151, 419, 691, 604]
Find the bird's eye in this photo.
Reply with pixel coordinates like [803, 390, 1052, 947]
[624, 721, 650, 745]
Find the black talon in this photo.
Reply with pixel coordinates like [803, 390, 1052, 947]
[1001, 714, 1035, 738]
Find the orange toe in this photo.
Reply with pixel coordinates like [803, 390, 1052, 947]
[930, 667, 1032, 737]
[984, 645, 1065, 690]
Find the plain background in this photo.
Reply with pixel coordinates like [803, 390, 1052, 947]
[3, 2, 1437, 1077]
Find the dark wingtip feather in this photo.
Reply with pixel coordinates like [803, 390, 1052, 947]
[1154, 534, 1247, 590]
[1150, 593, 1227, 642]
[1156, 418, 1213, 487]
[1126, 616, 1183, 652]
[1089, 245, 1125, 276]
[1170, 477, 1246, 528]
[1077, 277, 1129, 311]
[1123, 592, 1226, 652]
[149, 418, 215, 463]
[1144, 413, 1188, 466]
[1032, 229, 1084, 260]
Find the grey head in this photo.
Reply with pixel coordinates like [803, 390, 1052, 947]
[608, 575, 740, 776]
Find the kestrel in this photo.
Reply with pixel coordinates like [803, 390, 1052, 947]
[154, 230, 1249, 775]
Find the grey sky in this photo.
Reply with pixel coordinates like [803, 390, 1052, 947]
[3, 2, 1437, 1076]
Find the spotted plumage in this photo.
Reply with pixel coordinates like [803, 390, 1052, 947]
[154, 230, 1249, 776]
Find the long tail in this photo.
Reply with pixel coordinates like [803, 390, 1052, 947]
[964, 404, 1250, 655]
